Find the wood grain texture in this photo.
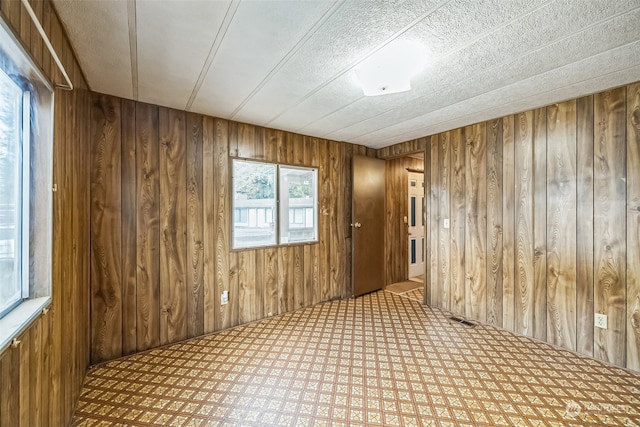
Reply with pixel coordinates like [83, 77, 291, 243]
[514, 111, 535, 338]
[318, 139, 331, 303]
[121, 99, 137, 355]
[546, 101, 577, 350]
[429, 137, 440, 306]
[159, 108, 187, 345]
[533, 108, 547, 342]
[202, 116, 216, 334]
[627, 83, 640, 371]
[213, 119, 231, 330]
[576, 95, 595, 357]
[329, 140, 346, 299]
[464, 123, 487, 321]
[424, 142, 431, 305]
[450, 129, 465, 314]
[502, 115, 516, 331]
[594, 88, 627, 366]
[135, 102, 160, 351]
[0, 3, 91, 423]
[263, 130, 279, 316]
[439, 132, 451, 311]
[486, 119, 503, 327]
[90, 94, 122, 363]
[186, 113, 204, 338]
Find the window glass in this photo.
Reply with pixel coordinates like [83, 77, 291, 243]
[0, 67, 24, 316]
[232, 160, 277, 249]
[280, 166, 317, 244]
[232, 160, 318, 249]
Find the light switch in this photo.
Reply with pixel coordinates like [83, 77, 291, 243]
[443, 219, 450, 229]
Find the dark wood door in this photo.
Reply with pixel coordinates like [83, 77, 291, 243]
[352, 155, 386, 297]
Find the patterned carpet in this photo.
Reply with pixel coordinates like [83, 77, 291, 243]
[73, 291, 640, 426]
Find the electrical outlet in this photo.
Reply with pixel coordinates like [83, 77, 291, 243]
[595, 313, 607, 329]
[443, 218, 450, 229]
[221, 290, 229, 305]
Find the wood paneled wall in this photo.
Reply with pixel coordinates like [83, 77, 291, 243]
[89, 94, 375, 363]
[382, 82, 640, 372]
[0, 1, 91, 426]
[384, 156, 424, 285]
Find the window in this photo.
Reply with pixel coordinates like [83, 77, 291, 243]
[232, 159, 318, 249]
[0, 66, 29, 317]
[0, 17, 53, 350]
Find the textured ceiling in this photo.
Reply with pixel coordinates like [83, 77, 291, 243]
[52, 0, 640, 149]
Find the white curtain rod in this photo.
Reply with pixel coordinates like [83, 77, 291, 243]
[20, 0, 73, 91]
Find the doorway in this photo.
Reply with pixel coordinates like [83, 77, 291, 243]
[407, 171, 424, 280]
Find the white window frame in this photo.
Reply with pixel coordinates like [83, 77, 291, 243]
[0, 16, 53, 352]
[231, 158, 319, 250]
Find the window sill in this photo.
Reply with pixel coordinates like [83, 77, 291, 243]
[0, 297, 50, 354]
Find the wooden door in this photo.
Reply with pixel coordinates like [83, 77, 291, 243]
[408, 171, 424, 277]
[352, 155, 385, 297]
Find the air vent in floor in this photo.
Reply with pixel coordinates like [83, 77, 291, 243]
[448, 316, 477, 327]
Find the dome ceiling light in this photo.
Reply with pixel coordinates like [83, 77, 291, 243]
[354, 39, 428, 97]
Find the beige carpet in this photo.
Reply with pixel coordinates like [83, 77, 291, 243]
[73, 291, 640, 426]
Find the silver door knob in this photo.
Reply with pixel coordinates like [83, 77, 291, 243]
[351, 222, 362, 228]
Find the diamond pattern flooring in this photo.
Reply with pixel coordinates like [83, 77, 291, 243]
[73, 291, 640, 426]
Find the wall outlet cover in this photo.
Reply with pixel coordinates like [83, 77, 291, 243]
[595, 313, 607, 329]
[221, 290, 229, 305]
[443, 218, 450, 229]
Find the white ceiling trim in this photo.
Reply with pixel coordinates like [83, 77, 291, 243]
[185, 0, 241, 111]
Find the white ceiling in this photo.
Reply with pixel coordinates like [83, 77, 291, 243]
[52, 0, 640, 149]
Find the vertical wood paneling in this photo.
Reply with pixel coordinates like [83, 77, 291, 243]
[576, 95, 595, 356]
[159, 108, 187, 345]
[439, 132, 451, 311]
[213, 119, 230, 330]
[450, 129, 465, 314]
[594, 88, 627, 366]
[187, 113, 204, 338]
[263, 129, 279, 316]
[464, 123, 486, 321]
[546, 101, 577, 350]
[486, 119, 503, 327]
[329, 140, 346, 299]
[304, 136, 319, 306]
[202, 116, 216, 334]
[0, 3, 91, 424]
[423, 142, 431, 305]
[121, 99, 137, 356]
[90, 94, 122, 363]
[533, 108, 547, 342]
[429, 137, 440, 306]
[502, 115, 516, 331]
[628, 83, 640, 371]
[514, 111, 535, 338]
[318, 139, 331, 303]
[135, 102, 160, 351]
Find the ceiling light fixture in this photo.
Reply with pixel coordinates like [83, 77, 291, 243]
[354, 39, 427, 97]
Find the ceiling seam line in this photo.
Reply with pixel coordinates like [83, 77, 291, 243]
[227, 0, 347, 120]
[127, 0, 138, 100]
[298, 0, 560, 136]
[367, 54, 640, 147]
[322, 5, 640, 142]
[262, 0, 453, 127]
[185, 0, 241, 111]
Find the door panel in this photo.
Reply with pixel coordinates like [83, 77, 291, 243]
[408, 172, 424, 277]
[352, 155, 385, 297]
